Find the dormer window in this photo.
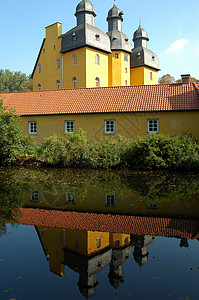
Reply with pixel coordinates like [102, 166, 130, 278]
[137, 52, 141, 57]
[113, 37, 117, 41]
[95, 34, 100, 41]
[125, 38, 129, 44]
[152, 55, 155, 61]
[72, 32, 76, 41]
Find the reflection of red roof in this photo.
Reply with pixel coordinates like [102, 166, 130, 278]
[18, 208, 199, 239]
[1, 84, 199, 116]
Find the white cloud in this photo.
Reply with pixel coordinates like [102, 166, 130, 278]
[165, 38, 189, 54]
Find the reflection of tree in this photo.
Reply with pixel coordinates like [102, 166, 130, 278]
[0, 168, 29, 237]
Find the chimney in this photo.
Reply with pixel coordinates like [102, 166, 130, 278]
[181, 74, 190, 86]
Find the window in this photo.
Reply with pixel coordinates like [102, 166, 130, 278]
[95, 34, 100, 41]
[95, 77, 100, 87]
[125, 80, 128, 86]
[75, 238, 79, 249]
[56, 58, 61, 69]
[65, 120, 75, 134]
[38, 63, 41, 74]
[125, 67, 127, 74]
[29, 121, 37, 135]
[30, 189, 39, 202]
[56, 80, 60, 90]
[105, 193, 116, 207]
[37, 83, 41, 91]
[72, 54, 77, 66]
[124, 54, 128, 61]
[95, 54, 100, 65]
[72, 32, 76, 41]
[66, 192, 76, 204]
[147, 119, 159, 133]
[97, 237, 101, 249]
[124, 237, 129, 245]
[104, 120, 115, 134]
[115, 53, 119, 59]
[150, 72, 153, 81]
[147, 201, 159, 209]
[72, 76, 77, 88]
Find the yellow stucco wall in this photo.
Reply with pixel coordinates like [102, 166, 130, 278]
[130, 66, 158, 86]
[33, 23, 62, 91]
[108, 51, 130, 87]
[20, 110, 199, 144]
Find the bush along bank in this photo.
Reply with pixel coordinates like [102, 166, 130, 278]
[26, 130, 199, 171]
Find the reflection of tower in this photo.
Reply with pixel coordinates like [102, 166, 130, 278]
[109, 233, 132, 297]
[64, 248, 112, 299]
[131, 235, 155, 268]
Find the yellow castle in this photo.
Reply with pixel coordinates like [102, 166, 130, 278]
[32, 0, 160, 91]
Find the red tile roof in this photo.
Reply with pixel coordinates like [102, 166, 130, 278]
[17, 208, 199, 239]
[1, 84, 199, 116]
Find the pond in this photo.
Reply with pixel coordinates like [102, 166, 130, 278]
[0, 167, 199, 300]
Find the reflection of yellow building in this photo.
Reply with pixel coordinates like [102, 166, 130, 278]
[31, 0, 159, 91]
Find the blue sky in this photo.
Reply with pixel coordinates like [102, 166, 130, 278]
[0, 0, 199, 81]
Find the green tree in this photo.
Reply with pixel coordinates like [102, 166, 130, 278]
[0, 98, 26, 165]
[158, 74, 175, 84]
[0, 69, 32, 93]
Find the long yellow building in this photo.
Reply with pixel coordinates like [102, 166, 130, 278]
[31, 0, 160, 91]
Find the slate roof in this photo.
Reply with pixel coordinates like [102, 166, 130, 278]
[1, 83, 199, 116]
[18, 208, 199, 239]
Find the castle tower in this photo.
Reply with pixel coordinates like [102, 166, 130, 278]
[75, 0, 96, 26]
[107, 2, 131, 87]
[130, 22, 160, 85]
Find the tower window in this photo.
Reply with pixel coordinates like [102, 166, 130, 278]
[72, 76, 77, 88]
[97, 237, 101, 249]
[37, 83, 41, 91]
[115, 53, 119, 59]
[125, 80, 128, 86]
[150, 72, 153, 81]
[95, 77, 100, 87]
[72, 54, 77, 66]
[152, 55, 155, 61]
[54, 45, 56, 50]
[30, 189, 39, 202]
[38, 63, 41, 74]
[124, 54, 128, 62]
[95, 54, 100, 65]
[56, 58, 61, 70]
[72, 32, 76, 41]
[105, 193, 116, 207]
[56, 80, 60, 90]
[125, 67, 127, 73]
[66, 191, 76, 204]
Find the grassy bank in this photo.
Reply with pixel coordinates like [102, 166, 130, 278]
[14, 130, 199, 171]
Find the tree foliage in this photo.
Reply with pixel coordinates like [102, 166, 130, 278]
[0, 69, 32, 93]
[0, 98, 30, 165]
[159, 74, 199, 85]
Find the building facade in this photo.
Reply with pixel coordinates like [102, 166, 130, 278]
[32, 0, 160, 91]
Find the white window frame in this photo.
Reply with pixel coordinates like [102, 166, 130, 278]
[95, 77, 100, 87]
[104, 120, 115, 135]
[66, 191, 76, 204]
[65, 120, 75, 134]
[72, 76, 77, 88]
[56, 58, 61, 70]
[29, 121, 38, 135]
[30, 189, 39, 202]
[72, 54, 77, 66]
[105, 193, 116, 207]
[95, 54, 100, 65]
[147, 119, 159, 133]
[124, 54, 128, 62]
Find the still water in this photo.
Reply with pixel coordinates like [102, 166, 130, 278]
[0, 167, 199, 300]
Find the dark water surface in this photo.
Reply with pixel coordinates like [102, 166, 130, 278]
[0, 167, 199, 300]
